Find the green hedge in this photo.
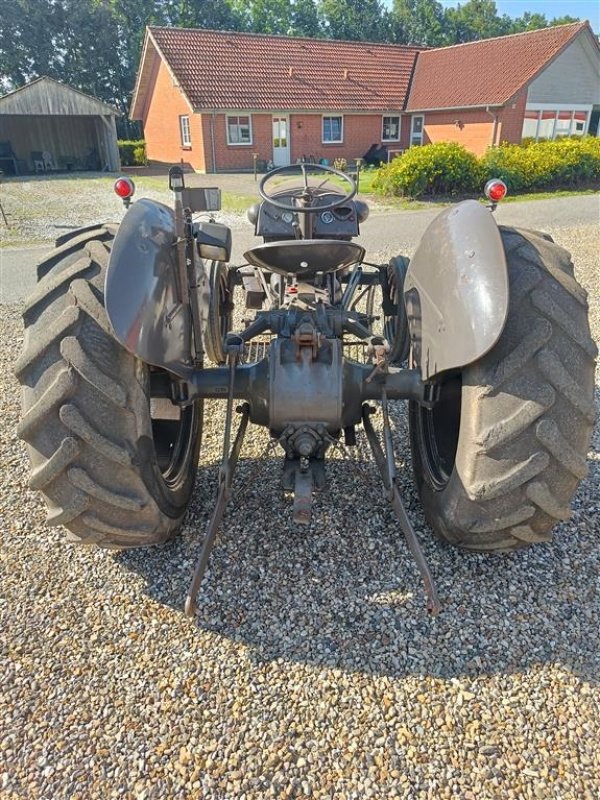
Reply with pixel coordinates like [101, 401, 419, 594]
[480, 137, 600, 192]
[118, 140, 147, 167]
[373, 141, 481, 198]
[373, 137, 600, 199]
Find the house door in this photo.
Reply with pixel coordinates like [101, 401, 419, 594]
[272, 115, 290, 167]
[410, 115, 424, 146]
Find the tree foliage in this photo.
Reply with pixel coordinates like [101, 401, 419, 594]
[444, 0, 513, 43]
[320, 0, 390, 42]
[289, 0, 322, 37]
[391, 0, 446, 46]
[0, 0, 585, 127]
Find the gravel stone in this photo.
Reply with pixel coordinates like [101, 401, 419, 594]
[1, 213, 599, 799]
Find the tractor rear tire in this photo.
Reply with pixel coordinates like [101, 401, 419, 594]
[409, 226, 597, 551]
[15, 225, 202, 548]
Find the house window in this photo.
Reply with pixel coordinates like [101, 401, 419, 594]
[382, 116, 401, 142]
[226, 115, 252, 145]
[410, 115, 424, 146]
[522, 110, 539, 139]
[521, 106, 590, 141]
[538, 110, 557, 140]
[322, 115, 343, 143]
[179, 115, 191, 147]
[555, 110, 572, 137]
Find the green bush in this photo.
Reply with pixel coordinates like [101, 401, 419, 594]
[373, 142, 481, 198]
[481, 137, 600, 192]
[118, 140, 147, 167]
[133, 144, 147, 166]
[373, 136, 600, 199]
[480, 143, 530, 192]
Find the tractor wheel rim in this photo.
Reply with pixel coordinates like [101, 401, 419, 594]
[417, 373, 462, 491]
[149, 372, 198, 491]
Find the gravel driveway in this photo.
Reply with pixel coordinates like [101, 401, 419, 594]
[1, 203, 599, 799]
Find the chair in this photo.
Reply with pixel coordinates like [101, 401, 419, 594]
[31, 151, 45, 172]
[42, 151, 56, 171]
[0, 141, 19, 175]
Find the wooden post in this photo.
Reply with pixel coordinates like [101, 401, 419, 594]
[0, 171, 9, 227]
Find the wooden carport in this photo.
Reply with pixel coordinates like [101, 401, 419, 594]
[0, 76, 120, 174]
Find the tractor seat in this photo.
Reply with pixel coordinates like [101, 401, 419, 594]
[243, 239, 365, 277]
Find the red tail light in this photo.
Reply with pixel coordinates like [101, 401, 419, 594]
[484, 179, 507, 203]
[114, 177, 135, 199]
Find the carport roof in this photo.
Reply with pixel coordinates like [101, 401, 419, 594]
[132, 27, 423, 116]
[0, 76, 119, 116]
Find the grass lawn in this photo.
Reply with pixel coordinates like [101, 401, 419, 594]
[130, 175, 256, 212]
[355, 168, 379, 194]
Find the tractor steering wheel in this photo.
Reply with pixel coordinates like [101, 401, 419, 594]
[259, 163, 357, 213]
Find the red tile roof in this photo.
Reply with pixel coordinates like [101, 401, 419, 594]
[143, 27, 422, 113]
[407, 22, 593, 110]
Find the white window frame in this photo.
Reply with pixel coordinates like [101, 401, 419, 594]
[381, 115, 401, 142]
[522, 103, 592, 141]
[322, 114, 344, 144]
[179, 115, 192, 147]
[410, 114, 424, 146]
[226, 114, 253, 146]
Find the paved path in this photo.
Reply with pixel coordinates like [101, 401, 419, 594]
[1, 194, 598, 304]
[1, 245, 50, 304]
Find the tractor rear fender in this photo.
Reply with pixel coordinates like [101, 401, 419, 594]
[404, 199, 509, 381]
[105, 198, 196, 376]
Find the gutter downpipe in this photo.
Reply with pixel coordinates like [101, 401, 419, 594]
[210, 111, 217, 174]
[485, 106, 500, 147]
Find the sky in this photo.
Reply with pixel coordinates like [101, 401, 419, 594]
[438, 0, 600, 31]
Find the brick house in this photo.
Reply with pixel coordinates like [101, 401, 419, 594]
[131, 22, 599, 172]
[406, 22, 600, 155]
[131, 28, 422, 172]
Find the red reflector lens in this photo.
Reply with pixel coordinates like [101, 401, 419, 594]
[485, 179, 507, 202]
[114, 177, 135, 198]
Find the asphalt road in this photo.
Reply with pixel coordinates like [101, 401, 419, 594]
[1, 193, 598, 304]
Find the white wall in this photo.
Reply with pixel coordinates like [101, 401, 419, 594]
[527, 34, 600, 106]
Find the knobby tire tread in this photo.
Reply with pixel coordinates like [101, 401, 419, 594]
[17, 226, 200, 548]
[411, 226, 597, 551]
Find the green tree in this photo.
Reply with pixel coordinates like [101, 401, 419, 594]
[166, 0, 240, 29]
[320, 0, 389, 42]
[444, 0, 512, 43]
[289, 0, 322, 37]
[391, 0, 446, 46]
[0, 0, 64, 86]
[506, 10, 579, 34]
[548, 15, 579, 26]
[233, 0, 292, 34]
[509, 11, 548, 32]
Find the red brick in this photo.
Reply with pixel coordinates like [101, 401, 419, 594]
[497, 89, 528, 145]
[422, 110, 495, 156]
[143, 58, 206, 170]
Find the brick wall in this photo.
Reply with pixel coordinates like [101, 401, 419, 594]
[399, 115, 412, 151]
[415, 96, 527, 155]
[197, 112, 407, 172]
[497, 90, 527, 145]
[422, 109, 495, 156]
[289, 113, 403, 164]
[201, 113, 271, 172]
[143, 58, 206, 170]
